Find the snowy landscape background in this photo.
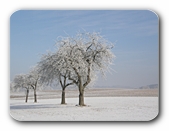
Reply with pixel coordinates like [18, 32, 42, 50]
[10, 87, 159, 121]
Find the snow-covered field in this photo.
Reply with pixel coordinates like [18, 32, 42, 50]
[10, 95, 158, 121]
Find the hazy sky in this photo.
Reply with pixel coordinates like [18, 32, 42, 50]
[10, 10, 159, 88]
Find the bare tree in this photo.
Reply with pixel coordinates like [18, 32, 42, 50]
[37, 32, 115, 106]
[12, 67, 41, 103]
[55, 32, 115, 106]
[13, 74, 31, 103]
[38, 52, 74, 104]
[27, 66, 40, 103]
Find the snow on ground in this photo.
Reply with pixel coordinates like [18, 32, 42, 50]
[10, 97, 158, 121]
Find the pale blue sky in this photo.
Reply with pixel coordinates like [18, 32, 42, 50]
[10, 10, 159, 88]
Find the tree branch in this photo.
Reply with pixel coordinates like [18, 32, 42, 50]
[83, 64, 91, 88]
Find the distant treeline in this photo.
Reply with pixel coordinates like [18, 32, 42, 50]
[139, 84, 158, 89]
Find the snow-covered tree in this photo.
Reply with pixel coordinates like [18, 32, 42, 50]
[11, 32, 115, 106]
[38, 52, 74, 104]
[38, 31, 115, 106]
[12, 66, 41, 103]
[13, 74, 31, 103]
[54, 32, 115, 106]
[27, 66, 40, 103]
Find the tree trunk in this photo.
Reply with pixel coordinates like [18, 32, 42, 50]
[25, 89, 29, 103]
[79, 89, 85, 106]
[34, 89, 37, 103]
[78, 76, 85, 106]
[61, 89, 66, 104]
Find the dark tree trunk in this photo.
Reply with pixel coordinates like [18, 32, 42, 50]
[25, 89, 29, 103]
[79, 89, 85, 106]
[78, 76, 86, 106]
[61, 89, 66, 104]
[34, 89, 37, 103]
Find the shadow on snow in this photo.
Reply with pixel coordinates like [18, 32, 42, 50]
[10, 103, 72, 110]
